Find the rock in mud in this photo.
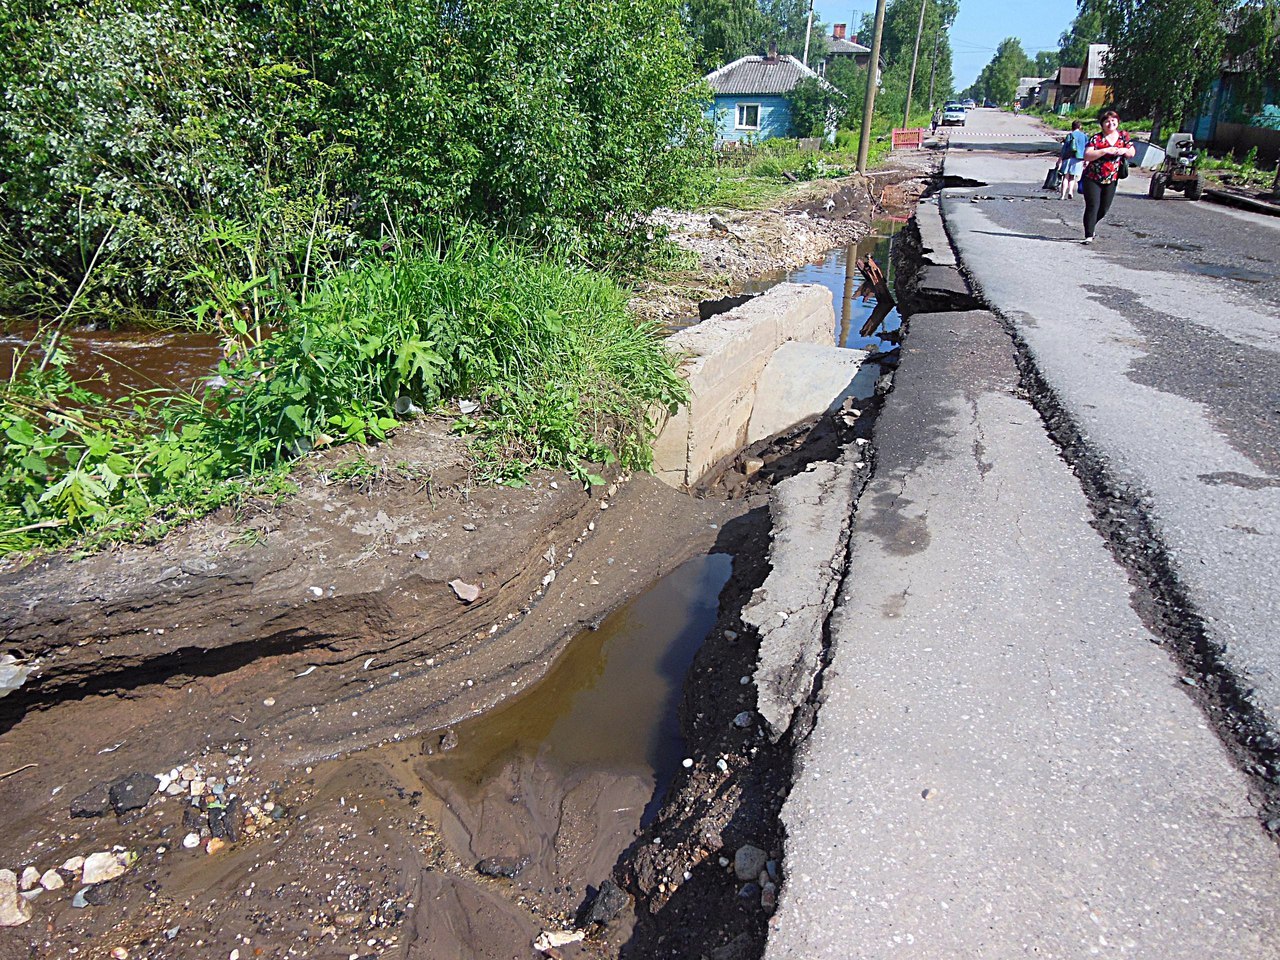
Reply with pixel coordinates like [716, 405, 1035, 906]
[83, 881, 119, 906]
[109, 772, 157, 814]
[81, 851, 130, 885]
[583, 879, 629, 926]
[18, 867, 39, 891]
[449, 579, 481, 603]
[39, 870, 64, 891]
[70, 783, 112, 818]
[476, 857, 524, 879]
[0, 870, 33, 927]
[734, 844, 768, 882]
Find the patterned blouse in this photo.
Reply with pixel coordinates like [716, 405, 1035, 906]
[1082, 131, 1134, 184]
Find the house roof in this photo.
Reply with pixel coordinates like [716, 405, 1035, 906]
[1083, 43, 1109, 80]
[1016, 76, 1048, 99]
[827, 37, 871, 56]
[1055, 66, 1082, 87]
[705, 54, 838, 96]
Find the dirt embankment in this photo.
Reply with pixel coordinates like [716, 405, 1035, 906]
[0, 151, 938, 960]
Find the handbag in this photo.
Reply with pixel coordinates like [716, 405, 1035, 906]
[1043, 166, 1062, 190]
[1117, 157, 1129, 179]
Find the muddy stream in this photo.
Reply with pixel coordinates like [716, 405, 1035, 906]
[0, 199, 917, 960]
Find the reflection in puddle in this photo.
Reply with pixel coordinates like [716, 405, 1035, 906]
[713, 218, 905, 351]
[398, 552, 734, 924]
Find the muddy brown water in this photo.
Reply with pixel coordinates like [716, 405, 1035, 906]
[1, 324, 225, 399]
[330, 552, 732, 949]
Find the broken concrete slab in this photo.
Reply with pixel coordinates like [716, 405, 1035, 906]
[746, 446, 866, 741]
[747, 342, 870, 445]
[653, 283, 837, 489]
[914, 200, 957, 267]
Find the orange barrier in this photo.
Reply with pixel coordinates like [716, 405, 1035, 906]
[891, 127, 927, 150]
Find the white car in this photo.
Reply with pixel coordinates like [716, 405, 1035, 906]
[941, 104, 966, 126]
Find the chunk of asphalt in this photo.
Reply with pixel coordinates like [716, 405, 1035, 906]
[69, 783, 112, 819]
[745, 446, 864, 741]
[108, 772, 157, 815]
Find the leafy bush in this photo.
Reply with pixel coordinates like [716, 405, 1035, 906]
[0, 232, 688, 553]
[0, 0, 346, 316]
[786, 77, 847, 138]
[0, 0, 713, 317]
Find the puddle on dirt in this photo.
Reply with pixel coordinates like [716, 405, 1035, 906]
[418, 552, 733, 824]
[328, 551, 736, 937]
[685, 218, 905, 353]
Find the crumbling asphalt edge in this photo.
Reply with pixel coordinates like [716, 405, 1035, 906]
[936, 185, 1280, 835]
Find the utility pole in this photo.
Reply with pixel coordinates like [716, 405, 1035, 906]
[926, 20, 942, 113]
[802, 0, 815, 67]
[903, 0, 927, 129]
[856, 0, 888, 172]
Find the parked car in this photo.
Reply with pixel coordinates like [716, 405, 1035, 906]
[962, 98, 976, 110]
[941, 104, 966, 126]
[983, 99, 996, 108]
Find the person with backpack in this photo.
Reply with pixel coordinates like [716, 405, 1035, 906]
[1058, 120, 1088, 200]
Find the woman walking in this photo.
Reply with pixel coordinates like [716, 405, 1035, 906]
[1058, 120, 1088, 200]
[1079, 110, 1135, 243]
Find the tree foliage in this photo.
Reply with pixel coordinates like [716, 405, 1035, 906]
[966, 37, 1034, 105]
[785, 77, 847, 136]
[0, 0, 712, 316]
[1091, 0, 1237, 138]
[1058, 0, 1109, 68]
[682, 0, 827, 68]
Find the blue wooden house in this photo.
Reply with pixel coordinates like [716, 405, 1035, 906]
[704, 52, 838, 146]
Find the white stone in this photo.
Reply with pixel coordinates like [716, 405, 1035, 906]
[19, 867, 39, 890]
[182, 833, 200, 849]
[81, 851, 130, 885]
[39, 870, 64, 891]
[0, 870, 33, 927]
[60, 856, 85, 874]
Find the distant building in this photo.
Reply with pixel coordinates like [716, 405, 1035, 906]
[1075, 44, 1112, 108]
[822, 23, 872, 75]
[704, 49, 840, 145]
[1016, 76, 1048, 108]
[1036, 66, 1082, 111]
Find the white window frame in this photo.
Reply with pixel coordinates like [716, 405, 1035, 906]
[735, 102, 761, 131]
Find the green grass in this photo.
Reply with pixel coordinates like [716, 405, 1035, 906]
[696, 112, 919, 213]
[1200, 146, 1278, 189]
[0, 230, 688, 557]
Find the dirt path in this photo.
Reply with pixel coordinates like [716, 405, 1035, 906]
[0, 150, 938, 960]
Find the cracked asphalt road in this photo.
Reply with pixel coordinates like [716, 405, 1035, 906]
[764, 109, 1280, 959]
[941, 111, 1280, 741]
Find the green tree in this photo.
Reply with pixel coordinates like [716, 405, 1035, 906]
[1058, 0, 1108, 68]
[971, 37, 1033, 104]
[683, 0, 764, 67]
[1093, 0, 1235, 139]
[785, 76, 847, 135]
[1033, 50, 1060, 75]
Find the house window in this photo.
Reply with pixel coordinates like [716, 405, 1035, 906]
[735, 103, 761, 130]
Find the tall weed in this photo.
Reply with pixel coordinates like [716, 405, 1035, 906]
[0, 232, 687, 555]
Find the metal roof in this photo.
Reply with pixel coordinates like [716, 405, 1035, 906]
[1084, 43, 1110, 80]
[1055, 66, 1082, 87]
[827, 37, 871, 56]
[705, 55, 837, 96]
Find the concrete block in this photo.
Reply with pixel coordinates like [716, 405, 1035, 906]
[748, 342, 870, 445]
[654, 283, 838, 487]
[915, 201, 957, 267]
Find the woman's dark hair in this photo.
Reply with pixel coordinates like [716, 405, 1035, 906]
[1100, 109, 1120, 123]
[1071, 120, 1082, 130]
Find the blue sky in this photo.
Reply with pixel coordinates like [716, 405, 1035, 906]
[812, 0, 1080, 90]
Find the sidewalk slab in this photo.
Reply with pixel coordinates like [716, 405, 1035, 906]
[765, 308, 1280, 959]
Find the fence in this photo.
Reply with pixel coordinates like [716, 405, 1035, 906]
[891, 128, 927, 150]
